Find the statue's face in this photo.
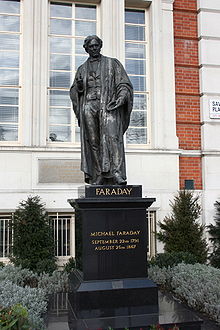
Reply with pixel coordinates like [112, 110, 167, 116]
[87, 39, 101, 58]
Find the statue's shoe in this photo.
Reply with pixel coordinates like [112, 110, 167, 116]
[91, 175, 104, 185]
[113, 173, 127, 185]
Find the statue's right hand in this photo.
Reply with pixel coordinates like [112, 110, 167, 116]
[76, 74, 83, 90]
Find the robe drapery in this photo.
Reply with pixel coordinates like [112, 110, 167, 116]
[70, 55, 133, 184]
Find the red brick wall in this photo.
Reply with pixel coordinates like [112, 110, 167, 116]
[179, 157, 202, 190]
[173, 0, 202, 189]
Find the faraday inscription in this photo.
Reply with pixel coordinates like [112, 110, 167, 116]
[89, 229, 141, 251]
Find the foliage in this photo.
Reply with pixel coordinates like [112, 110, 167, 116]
[208, 201, 220, 268]
[63, 257, 76, 273]
[157, 190, 208, 263]
[0, 304, 31, 330]
[0, 265, 69, 329]
[0, 264, 69, 294]
[10, 196, 57, 274]
[0, 280, 47, 329]
[149, 263, 220, 323]
[149, 252, 197, 268]
[149, 325, 179, 330]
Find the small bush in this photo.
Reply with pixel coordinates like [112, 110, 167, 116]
[0, 304, 31, 329]
[11, 196, 57, 274]
[157, 190, 208, 263]
[149, 252, 197, 268]
[208, 200, 220, 268]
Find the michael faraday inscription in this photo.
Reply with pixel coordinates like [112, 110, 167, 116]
[90, 229, 141, 251]
[70, 35, 133, 185]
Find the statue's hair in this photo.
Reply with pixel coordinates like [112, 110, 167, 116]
[83, 35, 103, 51]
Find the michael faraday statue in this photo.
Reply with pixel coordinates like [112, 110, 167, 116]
[70, 35, 133, 185]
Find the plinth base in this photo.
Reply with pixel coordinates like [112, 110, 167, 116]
[68, 289, 203, 330]
[69, 270, 158, 319]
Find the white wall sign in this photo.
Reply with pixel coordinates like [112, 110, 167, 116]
[210, 99, 220, 119]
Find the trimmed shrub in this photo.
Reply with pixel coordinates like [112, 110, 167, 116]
[10, 196, 57, 274]
[157, 190, 208, 263]
[149, 252, 197, 268]
[208, 200, 220, 268]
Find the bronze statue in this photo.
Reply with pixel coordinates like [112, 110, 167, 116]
[70, 35, 133, 185]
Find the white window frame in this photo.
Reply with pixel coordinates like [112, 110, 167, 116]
[0, 0, 22, 146]
[125, 6, 151, 148]
[0, 212, 75, 267]
[47, 0, 100, 147]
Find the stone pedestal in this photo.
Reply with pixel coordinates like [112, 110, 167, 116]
[68, 185, 158, 322]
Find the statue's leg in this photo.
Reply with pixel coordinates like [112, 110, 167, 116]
[105, 110, 127, 185]
[83, 101, 102, 184]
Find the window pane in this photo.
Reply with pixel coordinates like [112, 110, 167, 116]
[49, 125, 71, 142]
[0, 106, 18, 122]
[0, 52, 19, 68]
[75, 21, 96, 37]
[129, 75, 146, 92]
[133, 94, 147, 110]
[75, 55, 87, 69]
[75, 5, 96, 20]
[126, 59, 145, 75]
[126, 127, 147, 144]
[130, 111, 147, 127]
[49, 90, 70, 107]
[75, 38, 85, 54]
[0, 0, 20, 14]
[0, 124, 18, 141]
[50, 3, 72, 18]
[50, 19, 72, 36]
[125, 25, 145, 41]
[50, 37, 71, 53]
[50, 71, 70, 88]
[0, 34, 19, 50]
[125, 43, 145, 59]
[0, 69, 19, 85]
[0, 15, 20, 32]
[50, 54, 71, 71]
[125, 10, 145, 24]
[49, 108, 71, 125]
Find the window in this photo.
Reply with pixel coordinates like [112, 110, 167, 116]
[147, 210, 157, 258]
[125, 9, 149, 145]
[0, 215, 12, 259]
[50, 214, 72, 257]
[48, 2, 97, 143]
[0, 0, 21, 142]
[0, 213, 73, 263]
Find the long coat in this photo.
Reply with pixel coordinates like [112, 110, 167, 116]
[70, 55, 133, 184]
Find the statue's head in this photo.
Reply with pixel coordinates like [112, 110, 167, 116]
[83, 35, 102, 58]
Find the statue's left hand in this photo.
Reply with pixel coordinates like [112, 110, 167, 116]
[107, 96, 126, 111]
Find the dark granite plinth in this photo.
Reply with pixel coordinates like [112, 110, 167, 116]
[69, 269, 158, 319]
[68, 291, 203, 330]
[68, 195, 155, 281]
[68, 186, 159, 329]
